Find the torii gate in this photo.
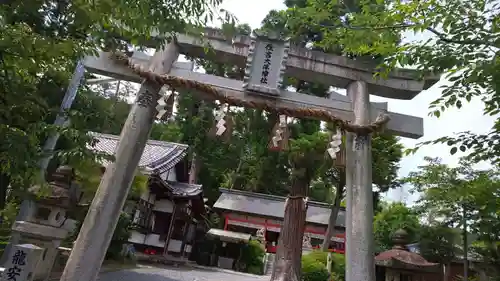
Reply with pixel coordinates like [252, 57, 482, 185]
[59, 28, 439, 281]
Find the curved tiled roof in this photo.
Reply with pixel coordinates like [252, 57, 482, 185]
[375, 249, 439, 267]
[87, 132, 188, 174]
[375, 249, 441, 272]
[375, 229, 440, 271]
[213, 188, 346, 227]
[148, 174, 203, 198]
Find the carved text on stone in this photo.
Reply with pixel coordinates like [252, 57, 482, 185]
[260, 43, 273, 84]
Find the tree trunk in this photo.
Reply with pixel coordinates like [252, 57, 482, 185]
[188, 152, 200, 184]
[443, 263, 451, 281]
[188, 99, 207, 185]
[252, 113, 278, 191]
[230, 151, 244, 190]
[0, 173, 10, 211]
[230, 112, 251, 190]
[270, 177, 309, 281]
[321, 172, 345, 251]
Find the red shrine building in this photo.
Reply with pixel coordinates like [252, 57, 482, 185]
[213, 188, 346, 254]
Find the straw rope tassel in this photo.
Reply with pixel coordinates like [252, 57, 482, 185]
[110, 52, 390, 135]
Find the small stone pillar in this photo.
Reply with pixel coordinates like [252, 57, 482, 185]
[326, 252, 332, 273]
[302, 233, 313, 255]
[1, 166, 82, 281]
[1, 244, 44, 281]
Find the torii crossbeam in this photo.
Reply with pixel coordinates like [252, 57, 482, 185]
[59, 29, 440, 281]
[83, 51, 423, 138]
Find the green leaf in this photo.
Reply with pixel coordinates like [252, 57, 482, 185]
[450, 147, 458, 155]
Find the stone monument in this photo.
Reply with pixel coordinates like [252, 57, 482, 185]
[0, 244, 44, 281]
[256, 227, 265, 243]
[1, 166, 82, 281]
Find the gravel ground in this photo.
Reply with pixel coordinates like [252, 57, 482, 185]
[97, 265, 268, 281]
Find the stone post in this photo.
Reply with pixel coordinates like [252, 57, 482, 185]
[345, 131, 354, 281]
[347, 81, 375, 281]
[326, 252, 332, 274]
[1, 244, 44, 281]
[345, 93, 354, 281]
[163, 204, 178, 256]
[39, 61, 85, 175]
[59, 43, 179, 281]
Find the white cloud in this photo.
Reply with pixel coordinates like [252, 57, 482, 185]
[219, 0, 286, 29]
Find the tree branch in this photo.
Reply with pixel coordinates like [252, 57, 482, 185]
[319, 22, 415, 32]
[425, 27, 495, 46]
[0, 51, 12, 105]
[319, 22, 496, 47]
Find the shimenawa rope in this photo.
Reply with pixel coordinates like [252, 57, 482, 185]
[110, 52, 390, 134]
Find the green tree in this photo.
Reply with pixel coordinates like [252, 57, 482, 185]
[271, 131, 331, 281]
[0, 0, 226, 211]
[105, 212, 133, 260]
[302, 254, 330, 281]
[418, 224, 461, 264]
[417, 224, 462, 281]
[373, 202, 421, 252]
[405, 157, 500, 275]
[302, 0, 500, 163]
[239, 240, 266, 274]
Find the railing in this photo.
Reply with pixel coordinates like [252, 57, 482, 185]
[265, 244, 345, 254]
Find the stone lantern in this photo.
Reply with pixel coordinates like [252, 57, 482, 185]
[1, 166, 83, 281]
[375, 229, 441, 281]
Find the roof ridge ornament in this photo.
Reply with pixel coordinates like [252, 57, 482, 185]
[391, 228, 409, 250]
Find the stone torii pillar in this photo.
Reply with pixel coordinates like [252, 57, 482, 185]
[347, 81, 375, 281]
[59, 43, 179, 281]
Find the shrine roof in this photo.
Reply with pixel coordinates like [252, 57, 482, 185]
[149, 174, 203, 199]
[213, 188, 345, 227]
[88, 132, 188, 174]
[375, 229, 440, 272]
[207, 228, 252, 243]
[375, 249, 440, 271]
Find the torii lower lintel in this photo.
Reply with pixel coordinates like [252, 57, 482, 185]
[83, 51, 424, 139]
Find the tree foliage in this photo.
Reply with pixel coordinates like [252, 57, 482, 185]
[298, 0, 500, 163]
[239, 240, 266, 275]
[373, 202, 421, 252]
[418, 224, 462, 264]
[0, 0, 225, 212]
[405, 157, 500, 269]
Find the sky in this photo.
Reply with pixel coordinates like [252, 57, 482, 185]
[217, 0, 496, 204]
